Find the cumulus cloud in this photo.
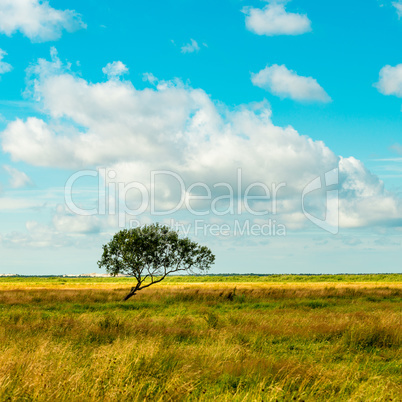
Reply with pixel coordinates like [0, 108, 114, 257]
[2, 52, 337, 190]
[251, 64, 331, 102]
[0, 49, 12, 74]
[338, 157, 402, 228]
[339, 157, 384, 198]
[375, 64, 402, 97]
[0, 0, 86, 42]
[102, 61, 128, 79]
[1, 50, 402, 231]
[393, 1, 402, 18]
[3, 165, 33, 188]
[242, 1, 311, 36]
[181, 39, 200, 53]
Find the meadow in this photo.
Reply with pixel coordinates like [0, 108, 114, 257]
[0, 275, 401, 401]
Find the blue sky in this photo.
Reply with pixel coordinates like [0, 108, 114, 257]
[0, 0, 402, 275]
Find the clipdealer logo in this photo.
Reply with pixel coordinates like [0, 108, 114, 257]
[64, 167, 339, 235]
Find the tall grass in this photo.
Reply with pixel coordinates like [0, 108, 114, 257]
[0, 280, 401, 401]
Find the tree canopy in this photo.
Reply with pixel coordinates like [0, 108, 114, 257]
[98, 224, 215, 300]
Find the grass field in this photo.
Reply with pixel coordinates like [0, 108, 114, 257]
[0, 275, 401, 401]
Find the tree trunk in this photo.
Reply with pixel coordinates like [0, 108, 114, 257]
[123, 291, 135, 301]
[123, 285, 139, 301]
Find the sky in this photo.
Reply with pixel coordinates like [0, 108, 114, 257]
[0, 0, 402, 275]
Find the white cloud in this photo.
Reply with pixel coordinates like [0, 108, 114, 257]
[0, 205, 105, 248]
[3, 165, 33, 188]
[102, 61, 128, 79]
[0, 197, 39, 210]
[0, 222, 58, 248]
[242, 1, 311, 36]
[393, 1, 402, 18]
[375, 64, 402, 97]
[143, 72, 158, 85]
[391, 143, 402, 154]
[251, 64, 331, 102]
[0, 0, 86, 42]
[0, 49, 12, 74]
[1, 220, 75, 248]
[2, 117, 79, 168]
[1, 50, 402, 231]
[2, 53, 337, 189]
[339, 157, 384, 198]
[53, 205, 102, 234]
[338, 157, 402, 228]
[181, 39, 200, 53]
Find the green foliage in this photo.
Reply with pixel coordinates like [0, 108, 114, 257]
[97, 224, 215, 299]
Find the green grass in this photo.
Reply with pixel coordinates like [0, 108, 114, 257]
[0, 273, 401, 285]
[0, 278, 401, 401]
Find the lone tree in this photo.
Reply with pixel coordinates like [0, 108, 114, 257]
[98, 224, 215, 301]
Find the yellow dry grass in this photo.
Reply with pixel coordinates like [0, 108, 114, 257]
[0, 279, 400, 401]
